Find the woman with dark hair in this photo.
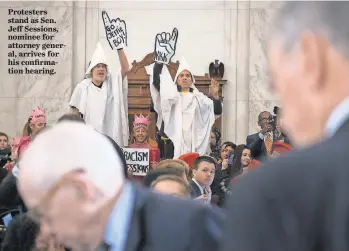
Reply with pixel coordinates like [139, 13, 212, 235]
[229, 144, 251, 178]
[217, 144, 251, 206]
[210, 141, 236, 206]
[209, 127, 221, 160]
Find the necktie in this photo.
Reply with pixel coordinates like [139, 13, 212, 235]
[265, 133, 273, 156]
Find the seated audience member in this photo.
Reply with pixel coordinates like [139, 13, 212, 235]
[230, 145, 252, 179]
[151, 175, 190, 199]
[1, 213, 68, 251]
[209, 127, 222, 160]
[3, 137, 20, 173]
[143, 167, 187, 187]
[211, 141, 236, 206]
[0, 136, 31, 212]
[57, 113, 86, 124]
[217, 145, 252, 206]
[189, 156, 216, 205]
[0, 133, 11, 169]
[154, 158, 190, 182]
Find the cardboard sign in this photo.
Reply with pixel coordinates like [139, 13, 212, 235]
[154, 28, 178, 64]
[101, 11, 127, 50]
[122, 148, 149, 176]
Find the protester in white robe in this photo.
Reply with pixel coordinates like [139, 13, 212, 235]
[69, 42, 130, 146]
[148, 57, 222, 158]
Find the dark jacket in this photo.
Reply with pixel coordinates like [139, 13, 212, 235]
[189, 180, 202, 199]
[246, 133, 291, 161]
[223, 118, 349, 251]
[124, 184, 224, 251]
[0, 172, 26, 213]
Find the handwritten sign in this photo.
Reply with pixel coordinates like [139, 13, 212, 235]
[102, 11, 127, 50]
[122, 148, 149, 176]
[154, 28, 178, 64]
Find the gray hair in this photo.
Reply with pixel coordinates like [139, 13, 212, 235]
[271, 1, 349, 59]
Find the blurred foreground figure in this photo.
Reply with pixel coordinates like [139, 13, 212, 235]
[18, 122, 223, 251]
[222, 2, 349, 251]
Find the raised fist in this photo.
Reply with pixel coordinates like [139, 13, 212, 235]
[154, 28, 178, 64]
[102, 11, 127, 50]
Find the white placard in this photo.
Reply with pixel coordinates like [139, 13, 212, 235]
[122, 148, 149, 176]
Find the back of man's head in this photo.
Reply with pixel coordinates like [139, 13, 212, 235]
[272, 2, 349, 56]
[143, 167, 185, 187]
[18, 122, 125, 206]
[57, 113, 85, 124]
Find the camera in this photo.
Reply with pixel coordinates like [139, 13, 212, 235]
[267, 106, 281, 131]
[0, 155, 11, 168]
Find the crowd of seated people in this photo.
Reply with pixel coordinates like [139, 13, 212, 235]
[0, 106, 292, 250]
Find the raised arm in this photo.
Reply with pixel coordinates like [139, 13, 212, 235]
[152, 62, 164, 92]
[208, 78, 222, 115]
[102, 11, 130, 79]
[117, 49, 130, 79]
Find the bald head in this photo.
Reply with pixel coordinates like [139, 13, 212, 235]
[272, 1, 349, 58]
[18, 122, 125, 205]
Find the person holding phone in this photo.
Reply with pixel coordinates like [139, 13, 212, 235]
[210, 142, 236, 206]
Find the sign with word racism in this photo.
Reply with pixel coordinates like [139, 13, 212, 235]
[122, 148, 149, 176]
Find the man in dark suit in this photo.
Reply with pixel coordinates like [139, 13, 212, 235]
[189, 156, 216, 204]
[222, 2, 349, 251]
[246, 111, 291, 161]
[17, 122, 224, 251]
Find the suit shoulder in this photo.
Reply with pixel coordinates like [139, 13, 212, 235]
[246, 133, 259, 139]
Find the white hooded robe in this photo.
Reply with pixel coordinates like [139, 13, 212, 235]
[147, 57, 217, 158]
[69, 42, 129, 146]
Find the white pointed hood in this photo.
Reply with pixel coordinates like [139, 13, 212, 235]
[85, 42, 109, 77]
[174, 56, 195, 86]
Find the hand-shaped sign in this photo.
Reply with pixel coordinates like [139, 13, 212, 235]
[154, 28, 178, 64]
[102, 11, 127, 50]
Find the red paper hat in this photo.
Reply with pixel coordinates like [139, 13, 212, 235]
[273, 142, 293, 153]
[178, 152, 200, 168]
[248, 159, 261, 169]
[149, 148, 160, 162]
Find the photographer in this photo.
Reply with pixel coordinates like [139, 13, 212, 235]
[246, 107, 291, 161]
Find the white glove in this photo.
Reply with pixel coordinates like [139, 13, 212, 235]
[102, 11, 127, 50]
[154, 28, 178, 64]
